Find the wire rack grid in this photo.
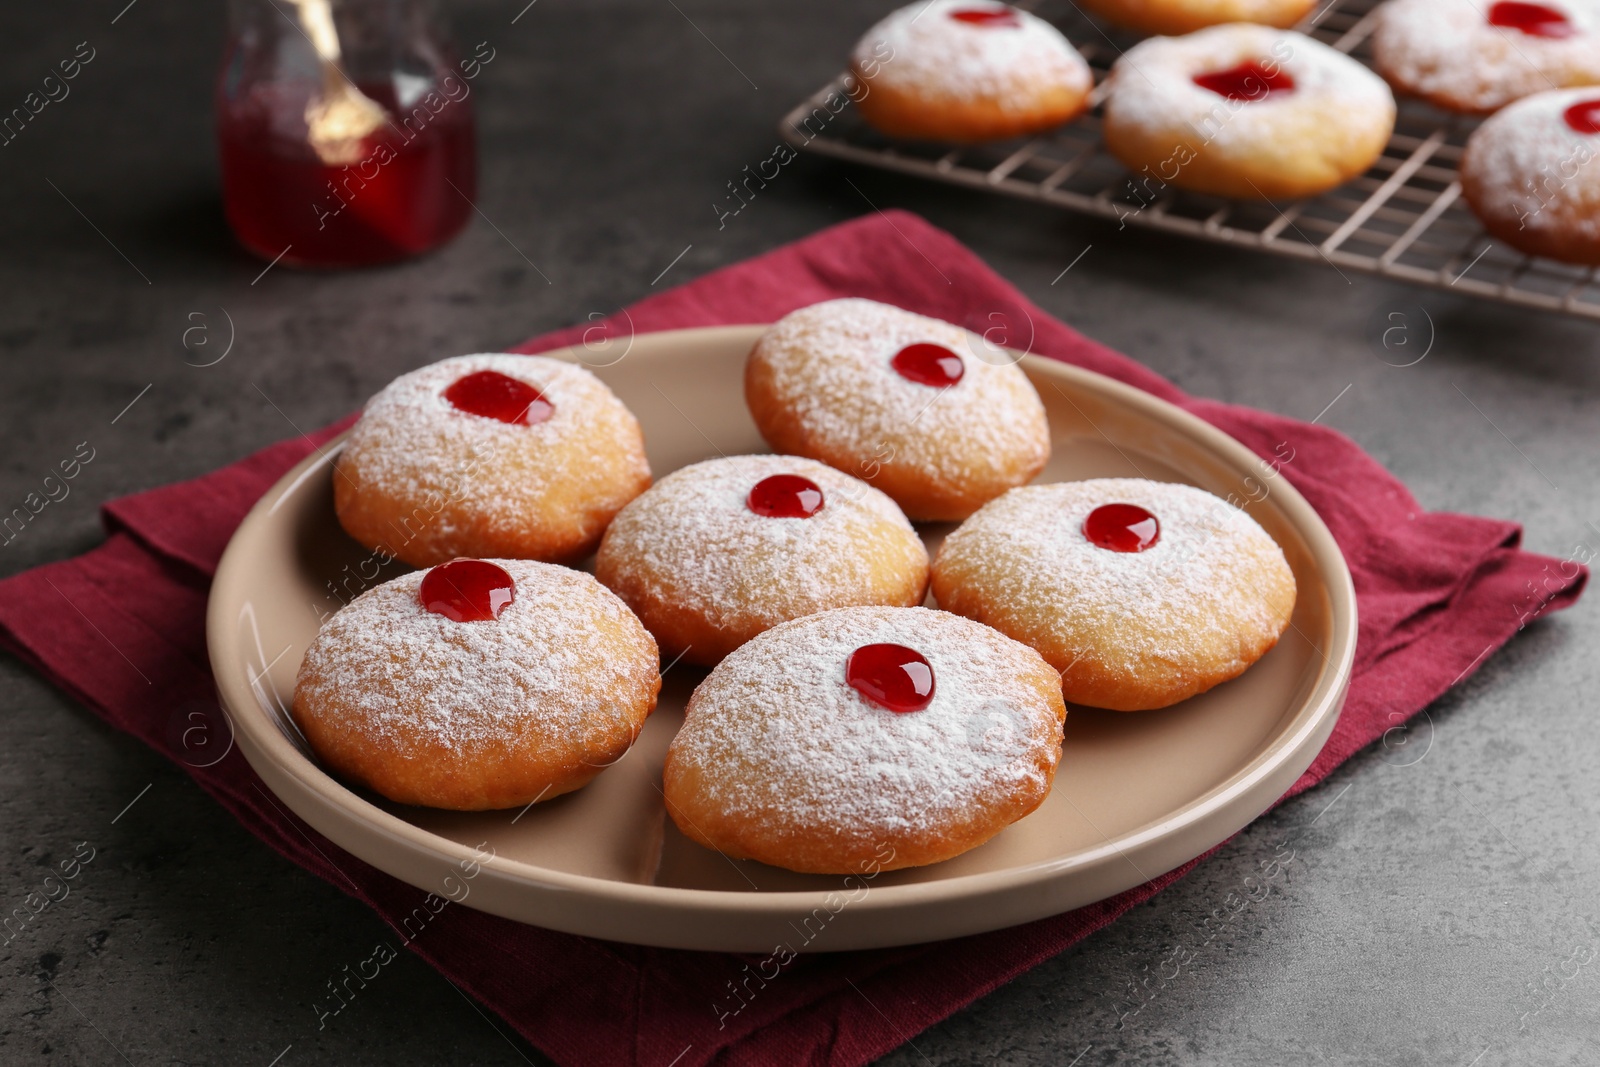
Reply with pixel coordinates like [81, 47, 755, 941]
[779, 0, 1600, 321]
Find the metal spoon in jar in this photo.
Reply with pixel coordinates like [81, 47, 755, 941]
[290, 0, 388, 165]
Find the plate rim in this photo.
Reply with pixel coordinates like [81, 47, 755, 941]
[207, 324, 1357, 942]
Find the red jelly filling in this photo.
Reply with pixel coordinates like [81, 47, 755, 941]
[847, 643, 936, 713]
[1565, 99, 1600, 133]
[950, 7, 1022, 26]
[444, 370, 553, 426]
[419, 558, 516, 622]
[1083, 503, 1161, 553]
[1192, 60, 1296, 102]
[891, 343, 965, 387]
[747, 473, 825, 518]
[1487, 0, 1577, 36]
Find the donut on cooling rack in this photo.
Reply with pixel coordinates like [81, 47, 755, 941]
[931, 478, 1297, 711]
[847, 0, 1094, 142]
[595, 455, 930, 667]
[293, 558, 661, 810]
[1373, 0, 1600, 115]
[1080, 0, 1314, 40]
[662, 606, 1066, 873]
[745, 299, 1051, 523]
[334, 353, 651, 568]
[1100, 25, 1397, 200]
[1460, 88, 1600, 263]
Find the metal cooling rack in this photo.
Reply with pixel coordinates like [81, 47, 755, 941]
[780, 0, 1600, 320]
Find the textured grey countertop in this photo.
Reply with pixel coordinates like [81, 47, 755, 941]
[2, 1, 1597, 1064]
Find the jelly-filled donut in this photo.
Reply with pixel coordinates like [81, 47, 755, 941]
[931, 478, 1296, 711]
[849, 0, 1093, 142]
[1081, 0, 1313, 39]
[1101, 25, 1396, 200]
[334, 353, 651, 568]
[662, 606, 1066, 873]
[745, 299, 1050, 522]
[293, 558, 661, 810]
[1373, 0, 1600, 114]
[1462, 88, 1600, 263]
[595, 455, 929, 667]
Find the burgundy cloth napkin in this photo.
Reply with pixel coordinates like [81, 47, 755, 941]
[0, 211, 1585, 1066]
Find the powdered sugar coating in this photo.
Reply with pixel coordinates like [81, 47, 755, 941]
[1373, 0, 1600, 113]
[665, 606, 1063, 869]
[295, 560, 657, 755]
[596, 455, 928, 658]
[851, 0, 1092, 105]
[746, 298, 1050, 520]
[1462, 87, 1600, 252]
[932, 479, 1296, 709]
[335, 353, 649, 565]
[1106, 26, 1394, 152]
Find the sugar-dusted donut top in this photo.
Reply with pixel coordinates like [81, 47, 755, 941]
[1106, 25, 1394, 151]
[850, 0, 1091, 105]
[670, 606, 1061, 838]
[1376, 0, 1600, 111]
[938, 478, 1292, 663]
[296, 560, 655, 753]
[600, 455, 925, 628]
[751, 298, 1048, 485]
[1464, 86, 1600, 237]
[340, 353, 640, 527]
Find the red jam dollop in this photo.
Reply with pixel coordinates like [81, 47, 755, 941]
[847, 644, 936, 713]
[1083, 503, 1161, 553]
[891, 343, 966, 388]
[1564, 99, 1600, 133]
[1487, 0, 1577, 36]
[444, 370, 554, 426]
[949, 7, 1023, 26]
[1192, 60, 1296, 102]
[747, 473, 825, 518]
[419, 558, 516, 622]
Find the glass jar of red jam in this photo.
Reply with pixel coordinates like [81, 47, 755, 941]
[215, 0, 480, 268]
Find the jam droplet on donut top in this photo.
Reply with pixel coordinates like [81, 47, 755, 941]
[847, 643, 936, 713]
[747, 473, 826, 518]
[444, 369, 554, 426]
[949, 6, 1023, 26]
[1083, 503, 1161, 553]
[1565, 99, 1600, 132]
[1192, 60, 1296, 102]
[891, 343, 966, 388]
[1486, 0, 1578, 36]
[419, 558, 516, 622]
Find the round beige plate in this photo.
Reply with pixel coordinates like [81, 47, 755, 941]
[208, 325, 1356, 953]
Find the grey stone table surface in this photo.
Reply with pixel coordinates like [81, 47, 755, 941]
[2, 1, 1597, 1064]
